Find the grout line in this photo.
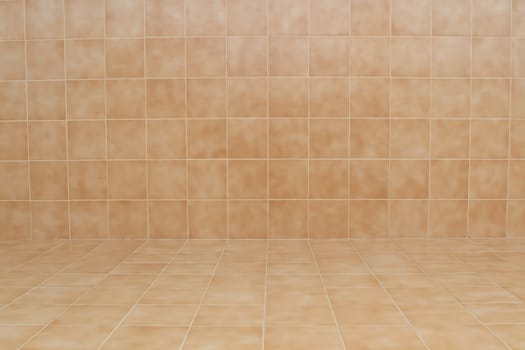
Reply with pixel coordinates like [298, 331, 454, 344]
[427, 0, 433, 239]
[307, 241, 348, 350]
[96, 240, 189, 350]
[266, 0, 270, 241]
[386, 0, 392, 238]
[347, 0, 352, 240]
[21, 0, 33, 240]
[63, 0, 71, 240]
[506, 0, 514, 239]
[13, 241, 107, 350]
[177, 242, 227, 349]
[184, 0, 190, 240]
[261, 239, 269, 349]
[103, 0, 110, 240]
[143, 0, 150, 240]
[225, 0, 229, 240]
[352, 244, 431, 350]
[306, 0, 311, 240]
[466, 0, 474, 238]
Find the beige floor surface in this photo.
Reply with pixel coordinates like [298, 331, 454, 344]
[1, 239, 525, 349]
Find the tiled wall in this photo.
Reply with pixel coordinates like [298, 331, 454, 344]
[0, 0, 524, 240]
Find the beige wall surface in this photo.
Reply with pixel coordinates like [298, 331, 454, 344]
[0, 0, 524, 239]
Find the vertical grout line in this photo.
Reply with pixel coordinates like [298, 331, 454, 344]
[143, 0, 150, 240]
[103, 0, 111, 240]
[184, 0, 189, 240]
[506, 0, 513, 239]
[306, 0, 311, 240]
[22, 0, 33, 240]
[307, 242, 348, 350]
[225, 0, 229, 241]
[386, 0, 392, 239]
[466, 0, 473, 238]
[266, 0, 270, 241]
[427, 0, 433, 239]
[348, 0, 352, 240]
[63, 0, 71, 240]
[97, 240, 189, 350]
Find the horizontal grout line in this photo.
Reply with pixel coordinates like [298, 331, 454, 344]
[2, 34, 524, 42]
[1, 77, 524, 82]
[1, 198, 522, 202]
[2, 158, 524, 162]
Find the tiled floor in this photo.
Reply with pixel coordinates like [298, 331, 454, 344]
[1, 239, 525, 349]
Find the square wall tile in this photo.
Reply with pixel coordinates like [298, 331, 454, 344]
[106, 39, 144, 78]
[28, 81, 66, 120]
[349, 200, 388, 238]
[469, 160, 508, 199]
[430, 160, 469, 199]
[106, 0, 144, 37]
[430, 200, 468, 238]
[149, 201, 187, 239]
[147, 120, 186, 159]
[229, 119, 267, 158]
[0, 122, 28, 160]
[109, 201, 147, 239]
[65, 0, 105, 38]
[310, 119, 348, 158]
[0, 202, 31, 240]
[310, 200, 348, 239]
[228, 37, 267, 77]
[392, 0, 431, 35]
[187, 0, 226, 36]
[228, 0, 267, 35]
[310, 160, 348, 199]
[0, 0, 25, 39]
[0, 41, 25, 80]
[269, 119, 308, 158]
[68, 121, 106, 160]
[229, 200, 268, 239]
[350, 160, 389, 199]
[269, 200, 308, 238]
[108, 161, 147, 199]
[26, 0, 64, 39]
[146, 39, 185, 78]
[69, 161, 107, 200]
[70, 201, 108, 239]
[390, 160, 429, 199]
[432, 0, 470, 35]
[30, 162, 68, 200]
[269, 160, 308, 199]
[310, 37, 349, 76]
[188, 160, 227, 199]
[28, 121, 67, 160]
[31, 201, 69, 240]
[188, 119, 226, 159]
[27, 40, 64, 80]
[310, 0, 349, 35]
[269, 0, 308, 35]
[472, 0, 511, 35]
[148, 160, 186, 199]
[269, 37, 308, 76]
[390, 200, 428, 238]
[67, 80, 105, 120]
[229, 160, 267, 199]
[188, 200, 227, 239]
[469, 200, 507, 237]
[0, 82, 26, 120]
[0, 163, 29, 200]
[66, 40, 105, 79]
[228, 78, 267, 118]
[350, 119, 389, 158]
[351, 0, 390, 35]
[146, 79, 186, 118]
[146, 0, 185, 36]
